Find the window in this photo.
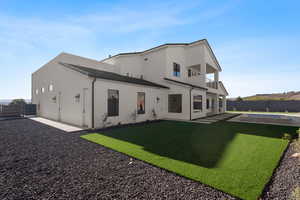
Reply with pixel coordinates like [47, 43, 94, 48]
[35, 89, 39, 95]
[107, 89, 119, 116]
[75, 94, 80, 103]
[49, 84, 53, 92]
[212, 99, 215, 109]
[207, 99, 210, 109]
[188, 69, 191, 77]
[219, 98, 223, 108]
[41, 87, 45, 93]
[193, 95, 202, 111]
[173, 62, 181, 77]
[137, 92, 145, 114]
[168, 94, 182, 113]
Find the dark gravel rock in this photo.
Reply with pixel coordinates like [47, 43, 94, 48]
[261, 141, 300, 200]
[0, 119, 237, 200]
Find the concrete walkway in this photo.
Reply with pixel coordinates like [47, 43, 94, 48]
[192, 113, 240, 124]
[30, 117, 83, 132]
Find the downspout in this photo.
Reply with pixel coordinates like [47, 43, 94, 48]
[91, 77, 96, 129]
[189, 87, 194, 121]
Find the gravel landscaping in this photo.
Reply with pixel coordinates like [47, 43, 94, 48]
[0, 119, 237, 200]
[261, 140, 300, 200]
[0, 118, 298, 200]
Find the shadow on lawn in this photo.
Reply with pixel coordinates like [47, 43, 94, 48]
[98, 121, 298, 168]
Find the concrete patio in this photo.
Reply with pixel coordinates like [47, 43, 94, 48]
[30, 117, 83, 132]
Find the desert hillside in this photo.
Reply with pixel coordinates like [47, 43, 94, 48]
[233, 91, 300, 101]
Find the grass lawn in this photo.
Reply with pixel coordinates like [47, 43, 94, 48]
[81, 121, 298, 200]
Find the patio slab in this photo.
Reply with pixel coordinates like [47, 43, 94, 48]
[30, 117, 83, 132]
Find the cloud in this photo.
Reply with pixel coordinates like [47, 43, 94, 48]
[0, 0, 239, 98]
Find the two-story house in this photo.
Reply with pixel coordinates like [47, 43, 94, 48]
[32, 39, 228, 128]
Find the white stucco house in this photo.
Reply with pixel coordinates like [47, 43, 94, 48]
[32, 39, 228, 129]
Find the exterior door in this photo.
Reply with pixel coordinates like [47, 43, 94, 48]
[58, 92, 62, 121]
[82, 88, 88, 127]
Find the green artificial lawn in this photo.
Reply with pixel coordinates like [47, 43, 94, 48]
[81, 121, 298, 200]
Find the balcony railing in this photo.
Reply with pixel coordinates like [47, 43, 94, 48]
[206, 79, 218, 89]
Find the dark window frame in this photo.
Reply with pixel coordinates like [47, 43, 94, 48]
[188, 69, 191, 77]
[207, 99, 210, 109]
[173, 62, 181, 77]
[193, 95, 202, 111]
[137, 92, 146, 114]
[168, 94, 182, 113]
[107, 89, 119, 117]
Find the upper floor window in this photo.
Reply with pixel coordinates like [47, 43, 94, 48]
[41, 87, 45, 93]
[173, 62, 181, 77]
[35, 89, 39, 95]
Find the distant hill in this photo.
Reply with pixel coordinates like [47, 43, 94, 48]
[233, 91, 300, 101]
[0, 99, 31, 105]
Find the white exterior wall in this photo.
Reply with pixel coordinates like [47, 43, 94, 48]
[58, 53, 119, 73]
[32, 57, 92, 128]
[185, 44, 207, 86]
[32, 40, 228, 129]
[112, 55, 143, 78]
[165, 46, 187, 81]
[142, 49, 167, 84]
[94, 79, 167, 128]
[203, 45, 219, 71]
[165, 84, 207, 120]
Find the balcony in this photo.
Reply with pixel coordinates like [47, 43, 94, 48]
[206, 78, 218, 89]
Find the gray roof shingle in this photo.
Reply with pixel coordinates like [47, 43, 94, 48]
[59, 62, 169, 89]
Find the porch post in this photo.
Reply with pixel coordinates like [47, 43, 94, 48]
[215, 94, 219, 114]
[223, 97, 227, 112]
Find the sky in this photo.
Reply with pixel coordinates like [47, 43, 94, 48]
[0, 0, 299, 99]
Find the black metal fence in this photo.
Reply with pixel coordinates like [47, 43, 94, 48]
[227, 100, 300, 112]
[0, 104, 36, 117]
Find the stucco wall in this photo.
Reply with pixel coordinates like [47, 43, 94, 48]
[93, 79, 167, 128]
[32, 57, 92, 128]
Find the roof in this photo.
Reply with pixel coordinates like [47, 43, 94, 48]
[59, 62, 169, 89]
[219, 81, 229, 96]
[101, 39, 222, 71]
[164, 78, 208, 90]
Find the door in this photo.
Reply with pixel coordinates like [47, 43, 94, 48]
[58, 92, 62, 121]
[82, 88, 88, 127]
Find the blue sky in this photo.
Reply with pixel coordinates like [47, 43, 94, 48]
[0, 0, 299, 99]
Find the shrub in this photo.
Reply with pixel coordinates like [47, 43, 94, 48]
[291, 186, 300, 200]
[282, 133, 292, 140]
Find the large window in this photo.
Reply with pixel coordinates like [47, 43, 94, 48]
[193, 95, 202, 111]
[168, 94, 182, 113]
[107, 89, 119, 116]
[137, 92, 145, 114]
[173, 62, 181, 77]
